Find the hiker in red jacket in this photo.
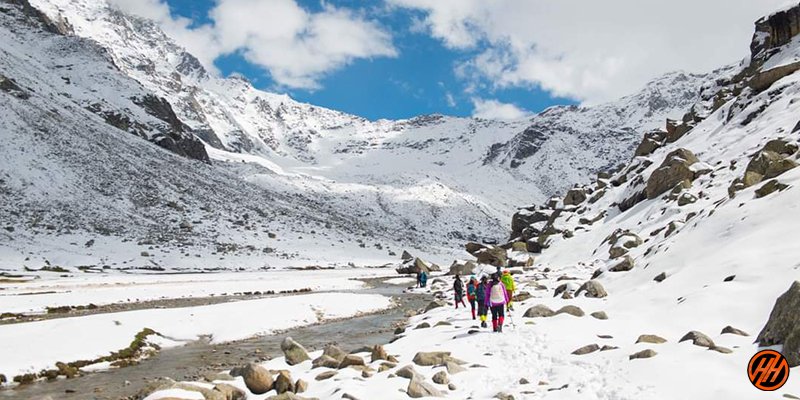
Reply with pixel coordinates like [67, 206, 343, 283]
[484, 273, 509, 332]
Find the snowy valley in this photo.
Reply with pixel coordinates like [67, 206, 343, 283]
[1, 0, 800, 399]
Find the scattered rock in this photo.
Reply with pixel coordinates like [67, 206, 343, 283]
[407, 377, 444, 398]
[414, 322, 431, 329]
[571, 344, 600, 355]
[724, 275, 736, 282]
[311, 355, 340, 369]
[314, 371, 337, 381]
[378, 362, 397, 372]
[514, 291, 533, 302]
[214, 383, 246, 400]
[448, 260, 478, 276]
[519, 378, 530, 385]
[281, 337, 311, 366]
[342, 393, 359, 400]
[590, 311, 608, 320]
[425, 301, 446, 313]
[412, 352, 453, 366]
[396, 365, 422, 380]
[646, 148, 702, 199]
[755, 179, 790, 198]
[564, 187, 588, 206]
[294, 379, 308, 394]
[555, 305, 585, 317]
[264, 393, 315, 400]
[609, 256, 634, 272]
[239, 364, 273, 395]
[524, 305, 555, 318]
[434, 321, 452, 327]
[654, 272, 667, 282]
[636, 334, 667, 344]
[710, 346, 733, 354]
[444, 361, 467, 375]
[370, 345, 388, 363]
[432, 371, 449, 385]
[721, 326, 749, 336]
[448, 383, 457, 391]
[679, 331, 715, 348]
[757, 281, 800, 366]
[322, 344, 347, 362]
[274, 371, 295, 394]
[629, 349, 658, 360]
[600, 345, 619, 351]
[338, 355, 365, 369]
[575, 280, 607, 298]
[494, 392, 515, 400]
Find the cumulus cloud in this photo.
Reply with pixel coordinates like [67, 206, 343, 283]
[109, 0, 396, 89]
[471, 98, 530, 120]
[389, 0, 789, 104]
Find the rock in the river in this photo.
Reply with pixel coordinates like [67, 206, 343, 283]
[281, 337, 311, 366]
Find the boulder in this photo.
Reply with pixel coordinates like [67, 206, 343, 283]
[314, 371, 337, 381]
[564, 188, 588, 206]
[575, 280, 607, 298]
[401, 250, 414, 261]
[677, 193, 698, 206]
[214, 383, 246, 400]
[494, 393, 515, 400]
[378, 362, 397, 372]
[338, 355, 365, 369]
[322, 344, 347, 362]
[679, 331, 715, 348]
[396, 257, 439, 274]
[635, 131, 665, 157]
[274, 371, 295, 394]
[756, 180, 790, 198]
[370, 345, 388, 363]
[654, 272, 667, 282]
[629, 349, 658, 360]
[465, 242, 487, 255]
[571, 344, 600, 355]
[511, 209, 550, 237]
[294, 379, 308, 394]
[281, 337, 311, 366]
[412, 352, 452, 366]
[636, 334, 667, 344]
[763, 139, 799, 156]
[447, 260, 477, 276]
[444, 361, 467, 374]
[432, 371, 449, 385]
[414, 322, 431, 330]
[240, 363, 273, 395]
[721, 326, 749, 336]
[424, 300, 446, 313]
[609, 256, 634, 272]
[514, 291, 533, 302]
[311, 355, 340, 369]
[590, 311, 609, 320]
[396, 365, 422, 380]
[265, 393, 316, 400]
[757, 281, 800, 366]
[555, 305, 585, 317]
[646, 149, 701, 199]
[474, 246, 507, 266]
[407, 377, 444, 398]
[524, 305, 555, 318]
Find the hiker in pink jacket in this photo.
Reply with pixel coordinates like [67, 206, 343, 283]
[484, 273, 510, 332]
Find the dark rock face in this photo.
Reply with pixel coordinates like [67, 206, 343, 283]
[133, 95, 210, 163]
[752, 6, 800, 61]
[757, 281, 800, 367]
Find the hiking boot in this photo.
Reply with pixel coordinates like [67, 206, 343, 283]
[481, 321, 487, 328]
[498, 325, 503, 333]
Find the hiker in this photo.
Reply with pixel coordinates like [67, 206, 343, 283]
[485, 273, 509, 332]
[476, 275, 489, 328]
[466, 275, 478, 319]
[416, 271, 422, 288]
[419, 270, 428, 288]
[501, 269, 516, 311]
[453, 274, 467, 309]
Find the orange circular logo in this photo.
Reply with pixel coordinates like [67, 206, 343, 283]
[748, 350, 790, 391]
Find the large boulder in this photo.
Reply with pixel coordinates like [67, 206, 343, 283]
[274, 371, 295, 394]
[757, 281, 800, 367]
[407, 377, 444, 398]
[447, 260, 477, 276]
[412, 352, 458, 366]
[322, 344, 347, 362]
[473, 246, 507, 267]
[338, 354, 365, 369]
[609, 256, 635, 272]
[646, 149, 703, 199]
[281, 337, 311, 366]
[311, 355, 340, 369]
[238, 363, 273, 395]
[524, 305, 555, 318]
[396, 258, 440, 275]
[563, 187, 588, 206]
[635, 131, 665, 157]
[511, 209, 550, 237]
[575, 280, 608, 298]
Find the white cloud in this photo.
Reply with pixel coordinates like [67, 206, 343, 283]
[445, 92, 456, 108]
[389, 0, 789, 104]
[109, 0, 396, 89]
[471, 98, 530, 120]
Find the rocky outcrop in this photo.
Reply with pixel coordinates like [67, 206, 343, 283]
[757, 281, 800, 367]
[132, 95, 210, 163]
[646, 149, 708, 199]
[751, 6, 800, 63]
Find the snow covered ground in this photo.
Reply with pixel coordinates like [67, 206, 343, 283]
[0, 290, 393, 379]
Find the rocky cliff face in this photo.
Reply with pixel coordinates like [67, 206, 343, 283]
[752, 3, 800, 60]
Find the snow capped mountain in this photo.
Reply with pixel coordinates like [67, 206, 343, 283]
[0, 0, 710, 271]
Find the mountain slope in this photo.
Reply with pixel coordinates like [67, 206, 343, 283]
[26, 0, 709, 249]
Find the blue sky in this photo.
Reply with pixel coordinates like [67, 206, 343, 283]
[137, 0, 786, 121]
[162, 0, 576, 120]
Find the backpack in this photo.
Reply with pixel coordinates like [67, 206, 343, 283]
[467, 282, 476, 300]
[490, 283, 506, 304]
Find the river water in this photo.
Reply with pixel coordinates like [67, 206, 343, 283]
[1, 277, 429, 400]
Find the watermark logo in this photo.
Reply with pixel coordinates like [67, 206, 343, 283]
[748, 349, 789, 391]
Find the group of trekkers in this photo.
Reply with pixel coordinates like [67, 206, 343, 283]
[415, 270, 428, 288]
[453, 266, 515, 333]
